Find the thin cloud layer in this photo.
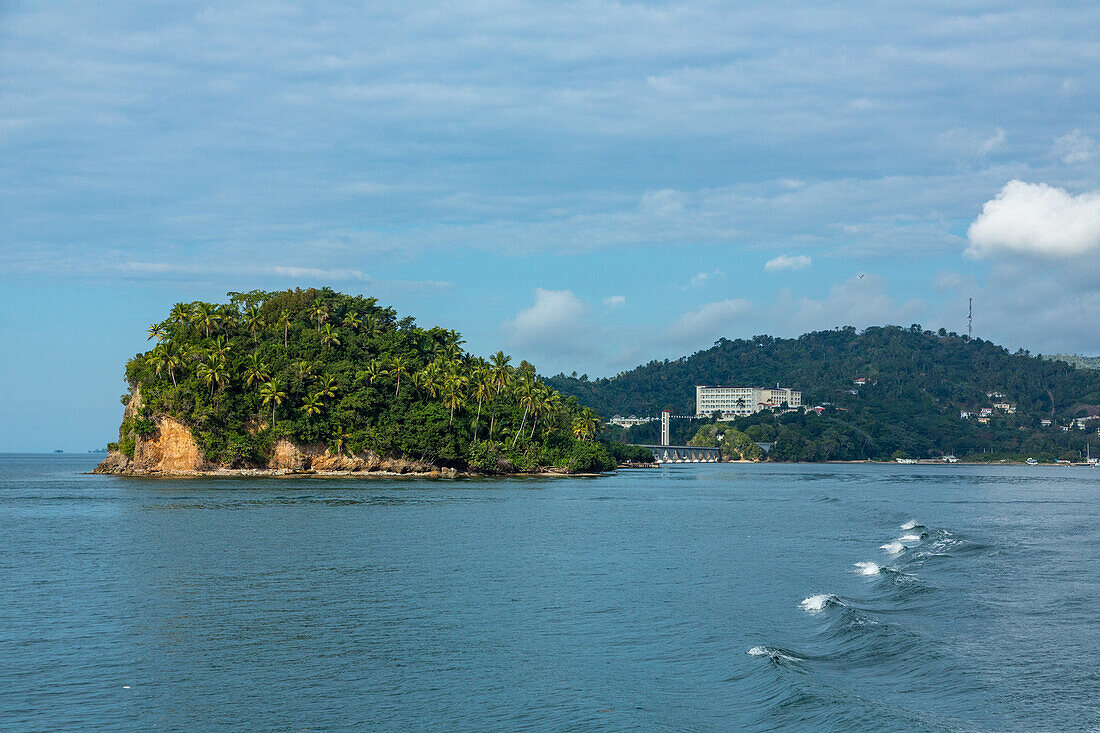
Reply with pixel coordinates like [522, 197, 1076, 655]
[966, 180, 1100, 258]
[765, 255, 811, 271]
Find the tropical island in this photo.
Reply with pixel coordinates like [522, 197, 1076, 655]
[95, 288, 651, 477]
[548, 326, 1100, 464]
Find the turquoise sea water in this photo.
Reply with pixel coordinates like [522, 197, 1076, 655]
[2, 454, 1099, 731]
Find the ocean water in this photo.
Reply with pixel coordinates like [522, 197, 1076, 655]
[2, 455, 1100, 731]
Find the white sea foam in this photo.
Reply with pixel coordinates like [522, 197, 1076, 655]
[900, 520, 919, 530]
[747, 646, 802, 662]
[899, 533, 922, 543]
[800, 594, 837, 612]
[854, 561, 881, 575]
[880, 541, 906, 555]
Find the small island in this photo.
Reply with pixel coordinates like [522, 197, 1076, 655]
[96, 288, 651, 477]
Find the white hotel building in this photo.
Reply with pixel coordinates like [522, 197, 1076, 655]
[695, 385, 802, 418]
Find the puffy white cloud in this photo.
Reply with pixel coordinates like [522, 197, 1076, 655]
[666, 299, 752, 344]
[765, 254, 811, 271]
[965, 180, 1100, 258]
[503, 288, 595, 358]
[602, 295, 626, 308]
[1054, 129, 1097, 164]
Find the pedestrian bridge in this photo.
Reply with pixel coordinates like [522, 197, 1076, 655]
[637, 445, 722, 463]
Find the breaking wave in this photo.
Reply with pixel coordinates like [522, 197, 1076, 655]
[747, 645, 803, 663]
[800, 593, 844, 612]
[880, 540, 906, 555]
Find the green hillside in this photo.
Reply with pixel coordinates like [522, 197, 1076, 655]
[546, 326, 1100, 462]
[1046, 354, 1100, 371]
[117, 288, 647, 473]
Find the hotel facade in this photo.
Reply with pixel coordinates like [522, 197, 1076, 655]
[695, 385, 802, 418]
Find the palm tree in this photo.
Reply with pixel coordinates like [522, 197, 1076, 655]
[442, 372, 468, 424]
[512, 373, 537, 448]
[309, 300, 329, 331]
[386, 355, 411, 397]
[210, 335, 232, 360]
[356, 360, 384, 387]
[146, 345, 169, 380]
[329, 426, 351, 456]
[161, 340, 182, 387]
[147, 322, 166, 341]
[243, 352, 270, 386]
[277, 310, 291, 348]
[169, 302, 190, 327]
[295, 360, 313, 380]
[531, 384, 562, 439]
[197, 359, 228, 397]
[488, 351, 513, 439]
[471, 368, 494, 442]
[244, 304, 264, 343]
[217, 305, 237, 335]
[362, 314, 378, 337]
[259, 380, 286, 427]
[191, 302, 216, 338]
[301, 392, 324, 418]
[572, 408, 600, 441]
[341, 311, 361, 331]
[320, 323, 341, 348]
[316, 374, 338, 400]
[419, 360, 444, 399]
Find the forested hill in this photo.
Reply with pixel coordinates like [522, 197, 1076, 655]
[112, 288, 646, 474]
[545, 326, 1100, 462]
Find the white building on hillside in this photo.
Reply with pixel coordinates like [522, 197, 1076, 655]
[608, 415, 655, 428]
[695, 385, 802, 418]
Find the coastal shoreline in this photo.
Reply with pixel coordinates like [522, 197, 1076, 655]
[90, 466, 604, 479]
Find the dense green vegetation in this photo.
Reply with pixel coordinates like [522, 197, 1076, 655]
[549, 325, 1100, 462]
[1046, 354, 1100, 371]
[117, 288, 649, 473]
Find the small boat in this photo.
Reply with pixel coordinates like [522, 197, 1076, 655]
[1026, 458, 1038, 465]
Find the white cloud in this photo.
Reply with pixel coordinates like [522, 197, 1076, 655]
[689, 269, 723, 287]
[602, 295, 626, 308]
[503, 288, 594, 358]
[938, 127, 1007, 158]
[121, 262, 370, 280]
[966, 180, 1100, 258]
[978, 127, 1007, 155]
[933, 271, 974, 293]
[666, 299, 752, 343]
[785, 274, 924, 334]
[639, 189, 686, 217]
[765, 254, 812, 271]
[1054, 129, 1097, 164]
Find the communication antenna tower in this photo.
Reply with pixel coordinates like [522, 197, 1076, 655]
[968, 298, 973, 340]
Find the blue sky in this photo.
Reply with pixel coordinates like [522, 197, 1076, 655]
[2, 1, 1099, 450]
